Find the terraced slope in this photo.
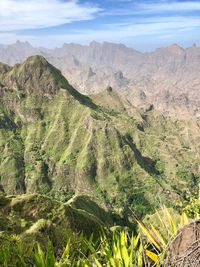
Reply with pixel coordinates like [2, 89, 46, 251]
[0, 56, 199, 217]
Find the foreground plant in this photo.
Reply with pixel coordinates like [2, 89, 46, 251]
[86, 230, 143, 267]
[0, 207, 192, 267]
[32, 231, 143, 267]
[34, 239, 73, 267]
[133, 207, 189, 266]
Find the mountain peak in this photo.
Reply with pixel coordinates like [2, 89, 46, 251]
[24, 55, 49, 67]
[2, 56, 98, 110]
[168, 43, 184, 52]
[15, 40, 30, 45]
[13, 40, 33, 48]
[90, 41, 100, 47]
[4, 55, 69, 95]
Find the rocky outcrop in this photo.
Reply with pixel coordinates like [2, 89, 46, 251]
[165, 220, 200, 267]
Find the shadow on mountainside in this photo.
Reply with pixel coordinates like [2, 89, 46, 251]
[66, 83, 98, 110]
[124, 134, 160, 176]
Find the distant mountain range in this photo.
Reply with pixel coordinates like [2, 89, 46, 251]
[1, 41, 200, 119]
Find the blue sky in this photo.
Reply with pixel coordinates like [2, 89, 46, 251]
[0, 0, 199, 51]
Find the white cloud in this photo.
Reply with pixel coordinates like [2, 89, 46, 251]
[1, 16, 199, 48]
[102, 1, 200, 16]
[0, 0, 101, 31]
[0, 1, 199, 50]
[77, 17, 200, 40]
[140, 1, 200, 12]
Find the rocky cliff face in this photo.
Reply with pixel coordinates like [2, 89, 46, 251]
[0, 56, 199, 216]
[0, 41, 200, 119]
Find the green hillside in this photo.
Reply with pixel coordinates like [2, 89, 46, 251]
[0, 56, 199, 220]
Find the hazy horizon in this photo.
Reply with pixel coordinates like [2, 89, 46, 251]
[0, 39, 199, 53]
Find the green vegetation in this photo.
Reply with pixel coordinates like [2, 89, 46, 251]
[0, 56, 199, 217]
[0, 202, 194, 267]
[0, 56, 199, 265]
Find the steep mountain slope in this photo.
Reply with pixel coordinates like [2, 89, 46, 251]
[0, 56, 199, 217]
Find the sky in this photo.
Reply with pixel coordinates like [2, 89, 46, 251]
[0, 0, 199, 51]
